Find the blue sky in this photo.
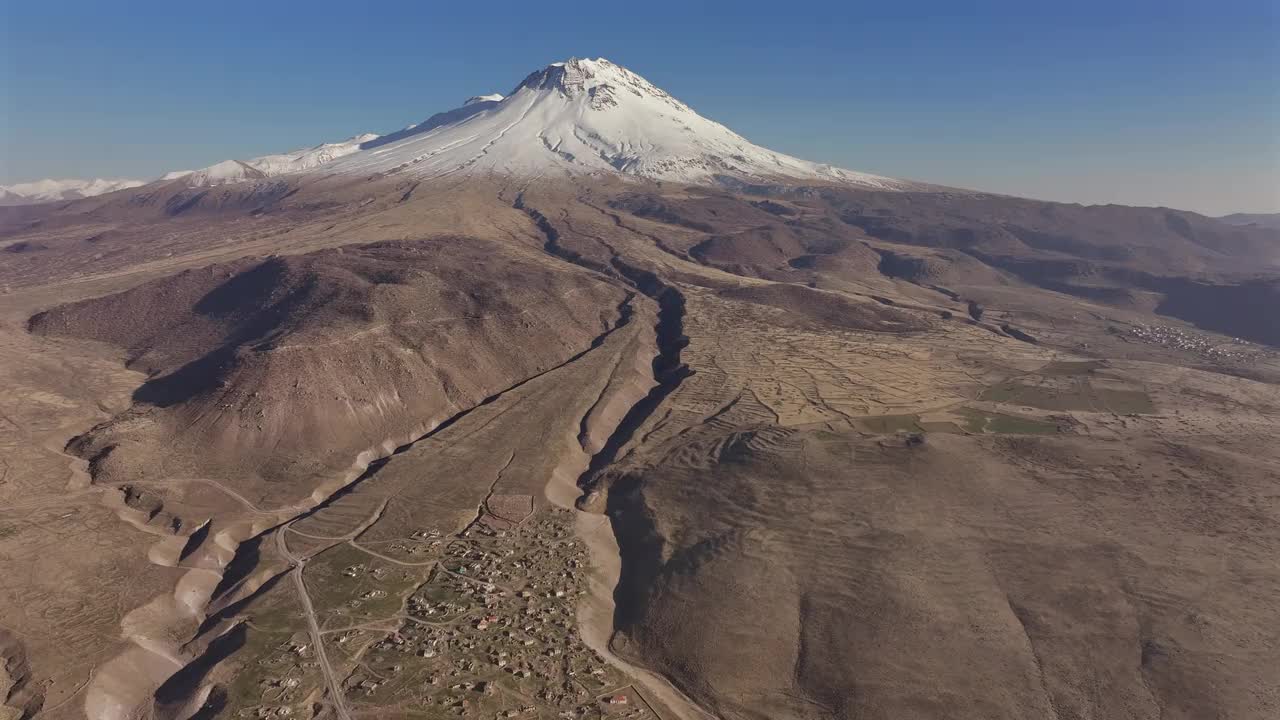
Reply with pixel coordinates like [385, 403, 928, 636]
[1, 0, 1276, 214]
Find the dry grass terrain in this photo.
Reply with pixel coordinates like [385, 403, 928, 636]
[1, 172, 1278, 720]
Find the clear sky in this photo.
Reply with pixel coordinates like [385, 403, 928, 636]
[1, 0, 1276, 215]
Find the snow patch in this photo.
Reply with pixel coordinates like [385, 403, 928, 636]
[465, 93, 505, 106]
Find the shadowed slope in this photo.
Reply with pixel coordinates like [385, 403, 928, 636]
[30, 237, 628, 505]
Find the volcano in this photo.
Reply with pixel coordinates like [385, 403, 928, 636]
[166, 57, 915, 190]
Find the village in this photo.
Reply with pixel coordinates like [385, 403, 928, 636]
[1126, 322, 1264, 362]
[234, 507, 660, 720]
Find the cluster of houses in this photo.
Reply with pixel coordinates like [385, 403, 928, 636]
[236, 509, 655, 718]
[1127, 323, 1261, 362]
[340, 509, 654, 717]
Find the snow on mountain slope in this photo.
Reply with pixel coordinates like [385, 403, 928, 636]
[179, 159, 269, 186]
[244, 133, 379, 174]
[176, 132, 379, 186]
[323, 58, 909, 188]
[0, 178, 145, 205]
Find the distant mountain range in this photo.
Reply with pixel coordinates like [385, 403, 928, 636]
[1217, 212, 1280, 230]
[0, 177, 144, 205]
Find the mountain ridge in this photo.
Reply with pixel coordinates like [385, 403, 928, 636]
[0, 177, 145, 205]
[1218, 212, 1280, 230]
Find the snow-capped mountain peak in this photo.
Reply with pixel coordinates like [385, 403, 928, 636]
[511, 57, 692, 115]
[321, 57, 908, 188]
[151, 57, 909, 191]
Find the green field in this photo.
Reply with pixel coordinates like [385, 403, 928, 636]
[1039, 360, 1107, 376]
[857, 414, 922, 434]
[955, 407, 1060, 435]
[981, 381, 1154, 414]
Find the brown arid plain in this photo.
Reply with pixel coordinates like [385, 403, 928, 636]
[1, 168, 1279, 720]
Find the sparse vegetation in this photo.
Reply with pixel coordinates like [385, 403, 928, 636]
[954, 407, 1059, 435]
